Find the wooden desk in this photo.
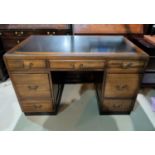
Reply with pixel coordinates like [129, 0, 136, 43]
[4, 35, 149, 115]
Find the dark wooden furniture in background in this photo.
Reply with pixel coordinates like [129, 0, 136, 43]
[0, 24, 148, 51]
[0, 24, 71, 81]
[73, 24, 144, 34]
[0, 24, 71, 51]
[4, 35, 149, 115]
[129, 35, 155, 87]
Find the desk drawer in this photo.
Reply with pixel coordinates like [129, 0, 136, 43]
[102, 99, 132, 112]
[107, 60, 145, 71]
[15, 84, 51, 98]
[104, 74, 140, 98]
[12, 74, 49, 85]
[49, 60, 105, 70]
[21, 100, 53, 112]
[7, 59, 46, 70]
[12, 74, 51, 98]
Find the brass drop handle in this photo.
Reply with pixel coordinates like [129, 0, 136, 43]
[28, 85, 39, 90]
[24, 62, 33, 69]
[122, 62, 132, 69]
[15, 31, 18, 35]
[52, 31, 55, 35]
[116, 84, 128, 91]
[33, 104, 42, 109]
[113, 104, 121, 108]
[0, 32, 2, 35]
[79, 64, 84, 69]
[71, 63, 75, 68]
[20, 31, 24, 35]
[47, 31, 50, 35]
[17, 40, 20, 44]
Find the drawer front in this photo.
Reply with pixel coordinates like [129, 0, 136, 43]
[12, 74, 50, 85]
[142, 73, 155, 84]
[49, 60, 105, 70]
[11, 74, 51, 98]
[15, 84, 51, 98]
[21, 100, 53, 112]
[102, 99, 132, 112]
[104, 74, 140, 97]
[7, 60, 46, 70]
[107, 60, 145, 71]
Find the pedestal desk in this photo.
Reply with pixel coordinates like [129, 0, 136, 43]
[4, 35, 149, 115]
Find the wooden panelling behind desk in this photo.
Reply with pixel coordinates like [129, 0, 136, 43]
[73, 24, 144, 34]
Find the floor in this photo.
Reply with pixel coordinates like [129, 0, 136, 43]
[0, 79, 155, 131]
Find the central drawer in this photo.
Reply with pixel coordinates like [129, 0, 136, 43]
[104, 74, 140, 98]
[49, 60, 105, 70]
[11, 74, 51, 98]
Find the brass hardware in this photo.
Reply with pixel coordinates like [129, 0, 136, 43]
[33, 104, 42, 109]
[15, 31, 18, 35]
[122, 62, 132, 69]
[28, 85, 39, 90]
[71, 63, 75, 68]
[52, 31, 55, 35]
[0, 32, 2, 35]
[113, 104, 121, 108]
[24, 62, 33, 69]
[47, 31, 50, 35]
[17, 40, 20, 44]
[79, 64, 83, 68]
[21, 31, 23, 35]
[116, 84, 128, 91]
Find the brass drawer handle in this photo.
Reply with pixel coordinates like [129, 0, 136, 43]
[70, 63, 84, 69]
[0, 32, 2, 35]
[28, 85, 39, 90]
[79, 64, 83, 69]
[24, 62, 33, 69]
[33, 104, 42, 109]
[17, 40, 20, 44]
[122, 62, 132, 69]
[15, 31, 24, 36]
[71, 63, 75, 68]
[47, 31, 50, 35]
[15, 31, 18, 35]
[52, 31, 55, 35]
[113, 104, 121, 108]
[116, 84, 128, 91]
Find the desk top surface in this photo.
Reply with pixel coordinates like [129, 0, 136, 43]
[14, 35, 138, 53]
